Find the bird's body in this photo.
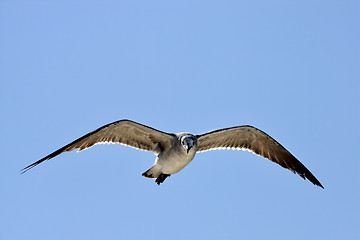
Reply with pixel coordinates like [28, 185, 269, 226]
[22, 120, 323, 188]
[142, 133, 198, 184]
[155, 133, 197, 174]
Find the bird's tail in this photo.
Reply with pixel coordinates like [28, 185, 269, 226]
[142, 165, 162, 179]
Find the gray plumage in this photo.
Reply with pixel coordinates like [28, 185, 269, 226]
[22, 119, 323, 188]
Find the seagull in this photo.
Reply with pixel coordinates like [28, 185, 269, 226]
[22, 119, 323, 188]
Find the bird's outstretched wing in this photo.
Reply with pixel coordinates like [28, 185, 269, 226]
[196, 126, 323, 188]
[22, 120, 175, 173]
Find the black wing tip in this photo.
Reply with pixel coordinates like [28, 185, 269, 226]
[21, 163, 36, 174]
[21, 162, 42, 174]
[310, 178, 324, 189]
[309, 179, 324, 189]
[21, 164, 36, 174]
[301, 172, 324, 189]
[21, 156, 51, 174]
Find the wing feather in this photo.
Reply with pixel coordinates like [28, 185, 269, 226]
[22, 120, 175, 173]
[196, 126, 323, 188]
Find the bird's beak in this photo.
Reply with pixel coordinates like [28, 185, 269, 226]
[184, 144, 191, 154]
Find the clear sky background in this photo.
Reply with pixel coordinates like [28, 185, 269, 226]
[1, 1, 359, 239]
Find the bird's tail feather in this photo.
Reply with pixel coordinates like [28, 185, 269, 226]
[142, 165, 162, 179]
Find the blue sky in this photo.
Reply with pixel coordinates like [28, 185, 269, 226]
[1, 1, 359, 239]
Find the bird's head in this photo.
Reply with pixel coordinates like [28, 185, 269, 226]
[180, 134, 198, 154]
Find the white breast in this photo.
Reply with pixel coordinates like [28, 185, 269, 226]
[156, 148, 196, 174]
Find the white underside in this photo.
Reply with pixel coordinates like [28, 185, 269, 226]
[155, 148, 196, 174]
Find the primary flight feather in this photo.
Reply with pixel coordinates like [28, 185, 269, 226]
[22, 119, 323, 188]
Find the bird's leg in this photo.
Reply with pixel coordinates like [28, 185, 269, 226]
[155, 173, 171, 185]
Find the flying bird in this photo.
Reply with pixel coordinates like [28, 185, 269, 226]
[22, 120, 323, 188]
